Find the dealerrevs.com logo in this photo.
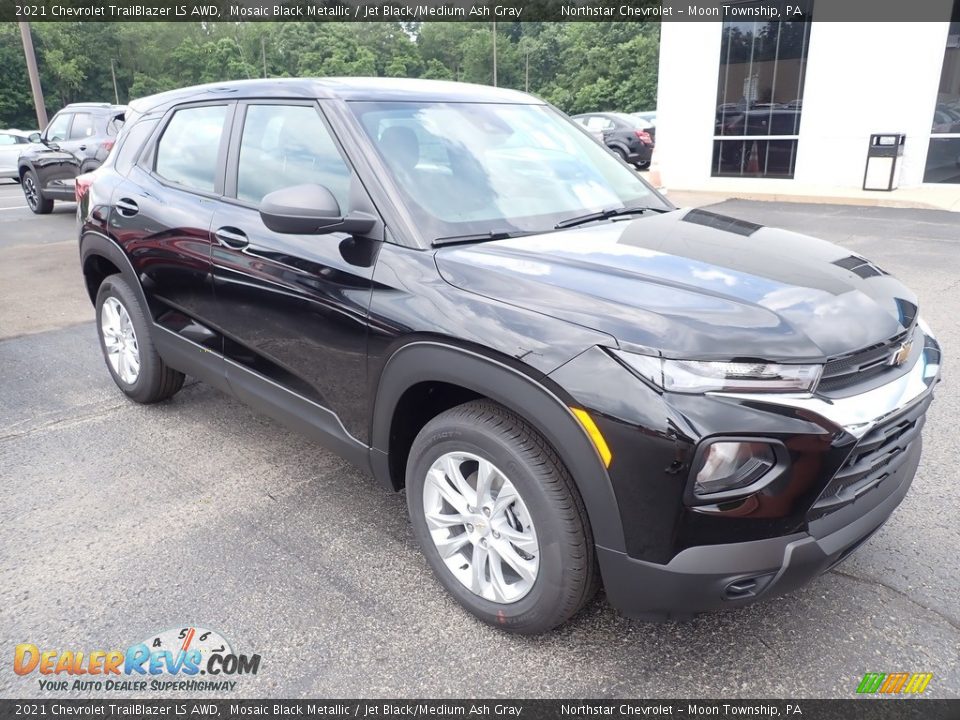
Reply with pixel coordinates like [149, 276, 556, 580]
[13, 626, 261, 692]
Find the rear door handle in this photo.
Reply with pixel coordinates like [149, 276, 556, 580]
[115, 198, 139, 217]
[78, 145, 87, 151]
[214, 226, 249, 249]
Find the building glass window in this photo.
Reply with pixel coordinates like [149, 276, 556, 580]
[713, 1, 813, 178]
[924, 0, 960, 183]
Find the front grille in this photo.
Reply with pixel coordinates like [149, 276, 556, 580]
[809, 394, 931, 519]
[817, 329, 910, 393]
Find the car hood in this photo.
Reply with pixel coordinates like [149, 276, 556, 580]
[435, 208, 918, 361]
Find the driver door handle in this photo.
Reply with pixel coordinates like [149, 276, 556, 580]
[214, 226, 249, 249]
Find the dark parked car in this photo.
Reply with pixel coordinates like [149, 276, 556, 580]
[19, 102, 125, 213]
[572, 112, 654, 168]
[78, 79, 941, 634]
[631, 110, 657, 143]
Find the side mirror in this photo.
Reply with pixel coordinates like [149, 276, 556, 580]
[28, 132, 41, 143]
[259, 184, 376, 236]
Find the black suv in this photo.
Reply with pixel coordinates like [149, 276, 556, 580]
[19, 102, 125, 214]
[78, 79, 941, 634]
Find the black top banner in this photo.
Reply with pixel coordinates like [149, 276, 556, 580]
[1, 699, 960, 720]
[2, 0, 956, 22]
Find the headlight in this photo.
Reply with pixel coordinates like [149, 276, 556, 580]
[613, 350, 822, 394]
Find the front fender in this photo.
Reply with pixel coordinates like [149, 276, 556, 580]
[370, 341, 627, 552]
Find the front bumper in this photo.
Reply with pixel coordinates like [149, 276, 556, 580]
[551, 326, 940, 619]
[599, 435, 920, 620]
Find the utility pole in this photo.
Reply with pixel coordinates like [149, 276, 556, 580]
[261, 35, 267, 78]
[18, 22, 47, 129]
[492, 22, 497, 87]
[110, 58, 120, 104]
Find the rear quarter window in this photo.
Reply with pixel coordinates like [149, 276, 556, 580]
[107, 114, 125, 137]
[114, 118, 159, 175]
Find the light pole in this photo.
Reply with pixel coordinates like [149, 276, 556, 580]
[18, 22, 47, 129]
[492, 22, 497, 87]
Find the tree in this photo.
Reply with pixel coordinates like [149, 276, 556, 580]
[0, 20, 662, 129]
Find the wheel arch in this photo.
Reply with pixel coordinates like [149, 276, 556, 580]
[370, 341, 627, 552]
[80, 231, 148, 309]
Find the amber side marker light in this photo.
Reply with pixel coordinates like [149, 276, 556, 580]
[570, 408, 612, 468]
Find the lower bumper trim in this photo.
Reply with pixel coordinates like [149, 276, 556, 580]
[598, 453, 916, 621]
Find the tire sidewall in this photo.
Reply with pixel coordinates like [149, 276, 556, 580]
[407, 419, 574, 632]
[95, 276, 156, 402]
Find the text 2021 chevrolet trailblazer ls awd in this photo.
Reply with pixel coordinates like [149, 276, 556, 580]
[77, 78, 941, 633]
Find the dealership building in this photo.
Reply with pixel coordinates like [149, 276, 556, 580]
[655, 1, 960, 197]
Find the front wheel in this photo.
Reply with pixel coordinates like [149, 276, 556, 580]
[22, 170, 53, 214]
[406, 400, 598, 634]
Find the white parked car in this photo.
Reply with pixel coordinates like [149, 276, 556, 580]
[0, 130, 41, 181]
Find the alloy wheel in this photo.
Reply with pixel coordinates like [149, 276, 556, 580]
[100, 297, 141, 384]
[23, 175, 39, 210]
[422, 451, 540, 603]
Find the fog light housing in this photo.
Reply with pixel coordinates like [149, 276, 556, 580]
[694, 441, 776, 498]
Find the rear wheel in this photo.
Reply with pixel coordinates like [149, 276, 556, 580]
[407, 400, 598, 634]
[22, 170, 53, 214]
[95, 275, 185, 403]
[612, 147, 629, 163]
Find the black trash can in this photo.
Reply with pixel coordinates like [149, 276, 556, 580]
[863, 133, 905, 191]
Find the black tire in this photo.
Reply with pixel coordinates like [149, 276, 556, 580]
[22, 170, 53, 214]
[95, 275, 185, 404]
[406, 399, 598, 634]
[612, 147, 629, 163]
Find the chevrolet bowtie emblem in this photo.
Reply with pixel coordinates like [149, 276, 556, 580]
[889, 340, 913, 367]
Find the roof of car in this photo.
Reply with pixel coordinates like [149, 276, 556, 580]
[128, 77, 540, 115]
[62, 103, 127, 113]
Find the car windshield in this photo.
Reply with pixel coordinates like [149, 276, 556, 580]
[349, 101, 667, 241]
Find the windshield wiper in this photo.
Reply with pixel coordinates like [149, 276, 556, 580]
[554, 205, 670, 230]
[432, 230, 534, 248]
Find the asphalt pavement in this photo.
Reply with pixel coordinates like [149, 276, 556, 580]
[0, 179, 957, 699]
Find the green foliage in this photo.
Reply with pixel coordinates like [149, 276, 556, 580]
[0, 24, 35, 128]
[0, 21, 660, 128]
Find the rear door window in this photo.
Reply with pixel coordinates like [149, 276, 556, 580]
[69, 113, 95, 139]
[155, 105, 229, 193]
